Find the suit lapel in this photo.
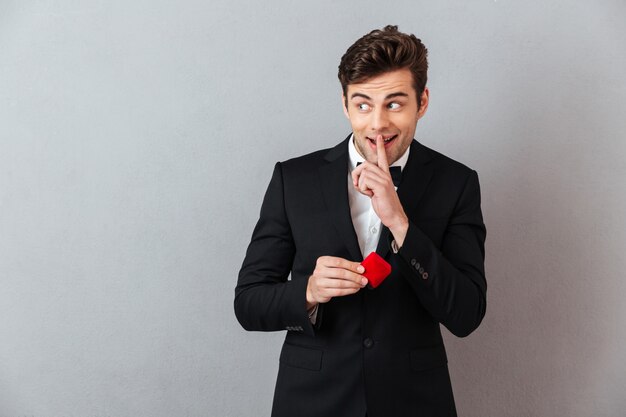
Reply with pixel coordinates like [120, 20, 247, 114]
[319, 136, 363, 262]
[376, 140, 435, 259]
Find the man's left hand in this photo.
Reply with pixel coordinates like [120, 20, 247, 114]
[351, 135, 409, 247]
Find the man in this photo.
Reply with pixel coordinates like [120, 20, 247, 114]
[235, 25, 486, 417]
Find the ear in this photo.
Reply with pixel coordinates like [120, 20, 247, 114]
[342, 93, 350, 119]
[417, 87, 429, 120]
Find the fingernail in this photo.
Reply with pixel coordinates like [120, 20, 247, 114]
[357, 265, 365, 273]
[361, 278, 368, 286]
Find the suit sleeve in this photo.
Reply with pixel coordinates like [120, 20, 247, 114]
[396, 170, 487, 337]
[234, 162, 316, 336]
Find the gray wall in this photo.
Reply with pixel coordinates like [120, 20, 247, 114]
[1, 1, 625, 416]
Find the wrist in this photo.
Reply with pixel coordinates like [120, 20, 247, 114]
[388, 216, 409, 247]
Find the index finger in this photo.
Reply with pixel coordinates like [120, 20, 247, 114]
[376, 134, 389, 173]
[319, 256, 365, 274]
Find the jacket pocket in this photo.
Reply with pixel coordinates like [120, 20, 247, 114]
[279, 343, 323, 371]
[410, 345, 448, 372]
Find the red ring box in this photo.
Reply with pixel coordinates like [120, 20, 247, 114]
[361, 252, 391, 289]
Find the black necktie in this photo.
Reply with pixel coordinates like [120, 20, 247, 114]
[357, 163, 402, 187]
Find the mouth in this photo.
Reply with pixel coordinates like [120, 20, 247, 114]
[367, 135, 397, 147]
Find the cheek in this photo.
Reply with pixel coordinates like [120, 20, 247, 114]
[349, 117, 367, 131]
[397, 116, 417, 133]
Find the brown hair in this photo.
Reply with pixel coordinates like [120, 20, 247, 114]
[338, 25, 428, 107]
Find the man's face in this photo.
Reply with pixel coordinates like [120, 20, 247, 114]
[343, 68, 429, 165]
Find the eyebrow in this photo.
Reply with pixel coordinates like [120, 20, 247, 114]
[350, 92, 409, 100]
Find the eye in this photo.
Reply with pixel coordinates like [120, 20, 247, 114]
[387, 102, 401, 110]
[358, 103, 371, 111]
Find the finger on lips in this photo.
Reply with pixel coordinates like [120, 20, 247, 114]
[375, 135, 389, 172]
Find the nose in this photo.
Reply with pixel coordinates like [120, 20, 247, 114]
[370, 107, 389, 132]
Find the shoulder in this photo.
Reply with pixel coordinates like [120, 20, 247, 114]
[412, 141, 481, 196]
[278, 137, 349, 176]
[419, 142, 474, 171]
[417, 141, 477, 177]
[279, 147, 332, 173]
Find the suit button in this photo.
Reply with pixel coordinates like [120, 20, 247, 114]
[418, 267, 424, 274]
[410, 259, 417, 266]
[422, 272, 429, 280]
[363, 338, 374, 349]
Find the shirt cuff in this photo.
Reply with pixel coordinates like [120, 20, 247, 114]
[391, 239, 401, 254]
[308, 304, 319, 325]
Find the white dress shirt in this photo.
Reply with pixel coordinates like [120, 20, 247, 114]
[308, 136, 410, 324]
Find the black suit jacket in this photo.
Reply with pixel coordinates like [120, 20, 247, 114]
[235, 136, 486, 417]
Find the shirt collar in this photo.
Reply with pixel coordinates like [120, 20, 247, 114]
[348, 134, 411, 172]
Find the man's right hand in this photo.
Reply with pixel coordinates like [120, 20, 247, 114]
[306, 256, 367, 309]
